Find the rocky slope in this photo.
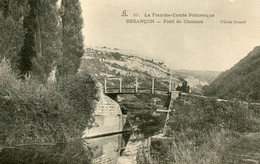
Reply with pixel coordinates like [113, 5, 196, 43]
[80, 47, 214, 93]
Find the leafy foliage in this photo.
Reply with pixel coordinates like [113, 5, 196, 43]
[0, 60, 98, 146]
[0, 0, 28, 71]
[32, 0, 62, 81]
[15, 0, 62, 81]
[120, 93, 168, 138]
[17, 0, 39, 75]
[168, 95, 259, 137]
[111, 52, 122, 60]
[132, 111, 165, 137]
[58, 0, 84, 77]
[1, 0, 84, 81]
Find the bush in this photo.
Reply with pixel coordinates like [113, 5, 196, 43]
[0, 59, 98, 146]
[131, 111, 165, 138]
[168, 96, 259, 136]
[110, 52, 122, 60]
[145, 130, 239, 164]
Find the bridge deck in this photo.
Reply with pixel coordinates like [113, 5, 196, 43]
[104, 77, 177, 95]
[105, 89, 170, 95]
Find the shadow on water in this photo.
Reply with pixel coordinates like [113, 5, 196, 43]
[0, 131, 135, 164]
[0, 141, 94, 164]
[0, 113, 163, 163]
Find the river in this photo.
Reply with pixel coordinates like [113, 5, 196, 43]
[0, 131, 149, 164]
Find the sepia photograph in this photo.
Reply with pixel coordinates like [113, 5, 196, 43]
[0, 0, 260, 163]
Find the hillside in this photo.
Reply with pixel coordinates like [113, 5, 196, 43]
[204, 46, 260, 102]
[80, 47, 210, 93]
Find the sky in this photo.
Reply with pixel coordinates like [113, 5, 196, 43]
[79, 0, 260, 71]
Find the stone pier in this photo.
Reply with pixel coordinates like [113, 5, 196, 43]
[82, 83, 125, 138]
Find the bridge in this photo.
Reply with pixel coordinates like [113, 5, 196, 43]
[103, 77, 179, 96]
[103, 76, 181, 135]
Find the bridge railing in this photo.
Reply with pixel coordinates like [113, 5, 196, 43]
[104, 77, 177, 95]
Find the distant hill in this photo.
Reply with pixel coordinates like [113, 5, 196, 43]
[81, 47, 178, 80]
[175, 70, 220, 94]
[176, 70, 220, 84]
[80, 47, 210, 93]
[204, 46, 260, 102]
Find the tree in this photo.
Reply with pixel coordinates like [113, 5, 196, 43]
[15, 0, 62, 81]
[2, 0, 83, 80]
[17, 0, 39, 76]
[32, 0, 62, 81]
[0, 0, 28, 71]
[58, 0, 84, 77]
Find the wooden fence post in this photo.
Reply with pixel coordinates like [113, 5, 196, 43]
[151, 78, 155, 94]
[104, 78, 107, 93]
[135, 77, 138, 93]
[169, 81, 172, 92]
[119, 78, 122, 93]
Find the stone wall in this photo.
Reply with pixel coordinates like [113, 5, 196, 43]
[83, 134, 125, 164]
[82, 83, 124, 138]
